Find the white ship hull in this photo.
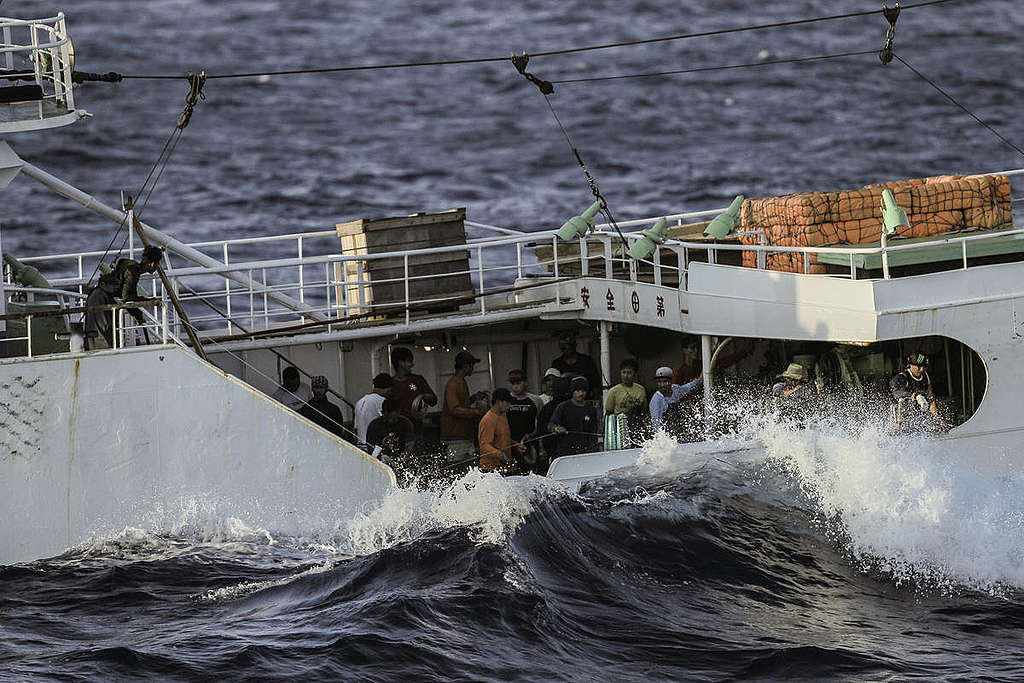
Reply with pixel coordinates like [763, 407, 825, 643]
[0, 345, 395, 565]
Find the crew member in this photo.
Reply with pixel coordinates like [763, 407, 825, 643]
[389, 346, 438, 437]
[507, 369, 547, 472]
[605, 358, 647, 446]
[771, 362, 819, 422]
[365, 398, 416, 466]
[890, 352, 943, 431]
[299, 375, 347, 439]
[440, 350, 487, 463]
[354, 373, 393, 446]
[550, 332, 601, 400]
[272, 365, 311, 411]
[539, 367, 561, 406]
[478, 388, 524, 474]
[85, 245, 163, 349]
[548, 376, 601, 457]
[649, 366, 701, 433]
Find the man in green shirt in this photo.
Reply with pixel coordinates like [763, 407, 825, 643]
[605, 358, 646, 416]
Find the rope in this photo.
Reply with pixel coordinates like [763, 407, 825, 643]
[97, 0, 961, 81]
[551, 50, 877, 85]
[511, 51, 630, 249]
[86, 73, 207, 286]
[893, 54, 1024, 160]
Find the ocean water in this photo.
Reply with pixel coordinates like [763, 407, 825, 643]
[5, 422, 1024, 681]
[4, 0, 1024, 680]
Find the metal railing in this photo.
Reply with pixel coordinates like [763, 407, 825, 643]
[0, 293, 168, 359]
[6, 216, 1024, 345]
[0, 13, 77, 129]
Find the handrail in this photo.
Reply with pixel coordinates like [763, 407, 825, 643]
[0, 298, 161, 322]
[0, 14, 65, 28]
[6, 285, 86, 299]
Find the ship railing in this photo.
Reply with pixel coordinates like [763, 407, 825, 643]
[0, 291, 167, 359]
[137, 224, 1020, 339]
[8, 219, 1024, 339]
[0, 13, 77, 126]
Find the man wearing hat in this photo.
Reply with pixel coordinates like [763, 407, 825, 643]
[539, 367, 561, 406]
[389, 346, 437, 437]
[770, 362, 823, 423]
[354, 373, 393, 447]
[890, 352, 943, 430]
[772, 363, 813, 400]
[478, 388, 526, 474]
[548, 376, 601, 458]
[299, 375, 348, 439]
[649, 366, 702, 432]
[441, 349, 489, 462]
[506, 369, 543, 472]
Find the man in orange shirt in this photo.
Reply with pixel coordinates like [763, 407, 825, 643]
[478, 388, 525, 475]
[441, 350, 488, 463]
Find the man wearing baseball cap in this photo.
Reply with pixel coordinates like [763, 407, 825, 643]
[478, 387, 525, 474]
[441, 349, 489, 462]
[299, 375, 348, 439]
[890, 351, 944, 431]
[354, 373, 393, 447]
[649, 366, 701, 432]
[539, 367, 561, 406]
[506, 369, 542, 472]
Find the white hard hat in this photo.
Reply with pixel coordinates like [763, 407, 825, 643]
[655, 366, 673, 379]
[544, 367, 561, 378]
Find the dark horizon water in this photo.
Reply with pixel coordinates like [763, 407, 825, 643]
[3, 1, 1024, 680]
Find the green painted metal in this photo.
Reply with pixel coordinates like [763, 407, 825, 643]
[704, 195, 744, 239]
[556, 199, 603, 241]
[815, 228, 1024, 270]
[627, 216, 668, 260]
[880, 188, 908, 236]
[3, 253, 51, 289]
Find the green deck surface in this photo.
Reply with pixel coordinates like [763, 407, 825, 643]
[814, 228, 1024, 270]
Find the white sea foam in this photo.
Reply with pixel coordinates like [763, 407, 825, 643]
[345, 468, 564, 556]
[757, 417, 1024, 593]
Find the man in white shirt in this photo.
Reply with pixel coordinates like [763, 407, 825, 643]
[271, 366, 310, 411]
[649, 366, 701, 432]
[355, 373, 393, 446]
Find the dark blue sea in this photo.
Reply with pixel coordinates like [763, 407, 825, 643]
[3, 0, 1024, 680]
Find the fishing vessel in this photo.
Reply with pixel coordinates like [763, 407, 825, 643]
[1, 10, 1020, 565]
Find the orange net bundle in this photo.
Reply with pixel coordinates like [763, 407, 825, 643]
[738, 174, 1012, 273]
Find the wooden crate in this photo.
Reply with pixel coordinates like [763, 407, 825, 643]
[335, 208, 475, 317]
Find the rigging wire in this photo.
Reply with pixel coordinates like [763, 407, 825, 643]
[85, 73, 206, 286]
[84, 125, 180, 286]
[551, 49, 877, 84]
[893, 54, 1024, 160]
[100, 0, 960, 81]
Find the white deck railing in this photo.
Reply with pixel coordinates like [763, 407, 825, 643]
[0, 13, 77, 131]
[5, 214, 1024, 341]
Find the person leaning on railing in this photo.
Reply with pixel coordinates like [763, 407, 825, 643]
[84, 245, 163, 349]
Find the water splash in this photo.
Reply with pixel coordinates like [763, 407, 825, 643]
[757, 416, 1024, 593]
[345, 468, 566, 556]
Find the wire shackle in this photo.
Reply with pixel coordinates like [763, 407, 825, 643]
[879, 1, 901, 65]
